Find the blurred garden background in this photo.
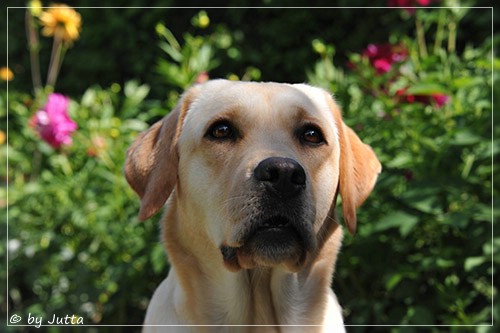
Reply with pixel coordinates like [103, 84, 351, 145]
[1, 1, 498, 332]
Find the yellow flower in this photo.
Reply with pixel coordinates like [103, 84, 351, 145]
[192, 11, 210, 29]
[198, 12, 210, 29]
[0, 130, 6, 145]
[39, 4, 81, 44]
[28, 0, 43, 17]
[0, 67, 14, 81]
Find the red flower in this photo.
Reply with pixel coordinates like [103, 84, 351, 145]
[396, 88, 450, 107]
[87, 136, 106, 157]
[362, 43, 408, 75]
[404, 170, 414, 181]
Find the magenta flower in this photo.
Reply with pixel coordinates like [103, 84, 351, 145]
[30, 93, 78, 149]
[388, 0, 432, 5]
[388, 0, 433, 14]
[431, 94, 450, 107]
[362, 43, 408, 75]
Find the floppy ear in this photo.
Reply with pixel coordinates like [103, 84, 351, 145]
[124, 90, 196, 220]
[326, 93, 382, 234]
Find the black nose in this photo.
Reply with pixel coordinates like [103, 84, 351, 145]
[254, 157, 306, 197]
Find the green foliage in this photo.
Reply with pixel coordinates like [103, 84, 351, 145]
[154, 18, 262, 109]
[306, 7, 497, 331]
[2, 5, 497, 333]
[2, 82, 167, 330]
[4, 3, 493, 99]
[155, 22, 222, 89]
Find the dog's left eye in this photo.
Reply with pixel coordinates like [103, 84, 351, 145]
[301, 126, 325, 145]
[207, 121, 235, 140]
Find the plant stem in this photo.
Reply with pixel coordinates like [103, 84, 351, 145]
[448, 21, 457, 53]
[30, 148, 42, 181]
[433, 10, 445, 54]
[25, 10, 42, 92]
[46, 31, 64, 88]
[415, 17, 428, 59]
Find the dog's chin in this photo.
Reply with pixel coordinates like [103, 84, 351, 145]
[221, 219, 309, 273]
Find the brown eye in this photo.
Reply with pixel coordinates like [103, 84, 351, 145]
[301, 126, 325, 145]
[208, 121, 235, 140]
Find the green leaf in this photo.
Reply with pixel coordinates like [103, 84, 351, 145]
[151, 243, 167, 274]
[436, 258, 455, 268]
[441, 212, 469, 229]
[452, 76, 484, 89]
[156, 23, 181, 51]
[406, 83, 447, 95]
[401, 186, 442, 214]
[464, 256, 486, 271]
[81, 88, 97, 108]
[159, 41, 183, 63]
[122, 119, 148, 132]
[400, 217, 419, 237]
[386, 274, 404, 291]
[374, 211, 419, 235]
[124, 81, 150, 103]
[451, 130, 483, 146]
[385, 152, 413, 168]
[411, 196, 441, 214]
[408, 306, 435, 324]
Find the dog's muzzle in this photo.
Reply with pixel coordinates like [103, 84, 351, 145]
[221, 157, 316, 272]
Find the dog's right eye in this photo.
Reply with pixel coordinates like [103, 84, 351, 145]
[207, 121, 235, 140]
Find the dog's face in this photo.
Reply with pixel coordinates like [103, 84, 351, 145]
[177, 81, 341, 272]
[125, 80, 381, 273]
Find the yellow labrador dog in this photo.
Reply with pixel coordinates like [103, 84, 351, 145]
[125, 80, 381, 332]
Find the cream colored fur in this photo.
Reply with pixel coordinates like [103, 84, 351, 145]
[124, 80, 381, 332]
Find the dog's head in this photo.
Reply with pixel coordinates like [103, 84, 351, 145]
[125, 80, 381, 273]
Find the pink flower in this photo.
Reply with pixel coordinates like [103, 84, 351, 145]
[373, 59, 393, 74]
[389, 0, 431, 5]
[388, 0, 433, 14]
[362, 43, 408, 74]
[432, 94, 450, 107]
[195, 71, 209, 84]
[30, 93, 77, 148]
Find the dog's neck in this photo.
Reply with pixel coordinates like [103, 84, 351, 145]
[160, 196, 342, 328]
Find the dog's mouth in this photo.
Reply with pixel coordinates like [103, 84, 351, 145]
[221, 215, 310, 272]
[254, 215, 295, 235]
